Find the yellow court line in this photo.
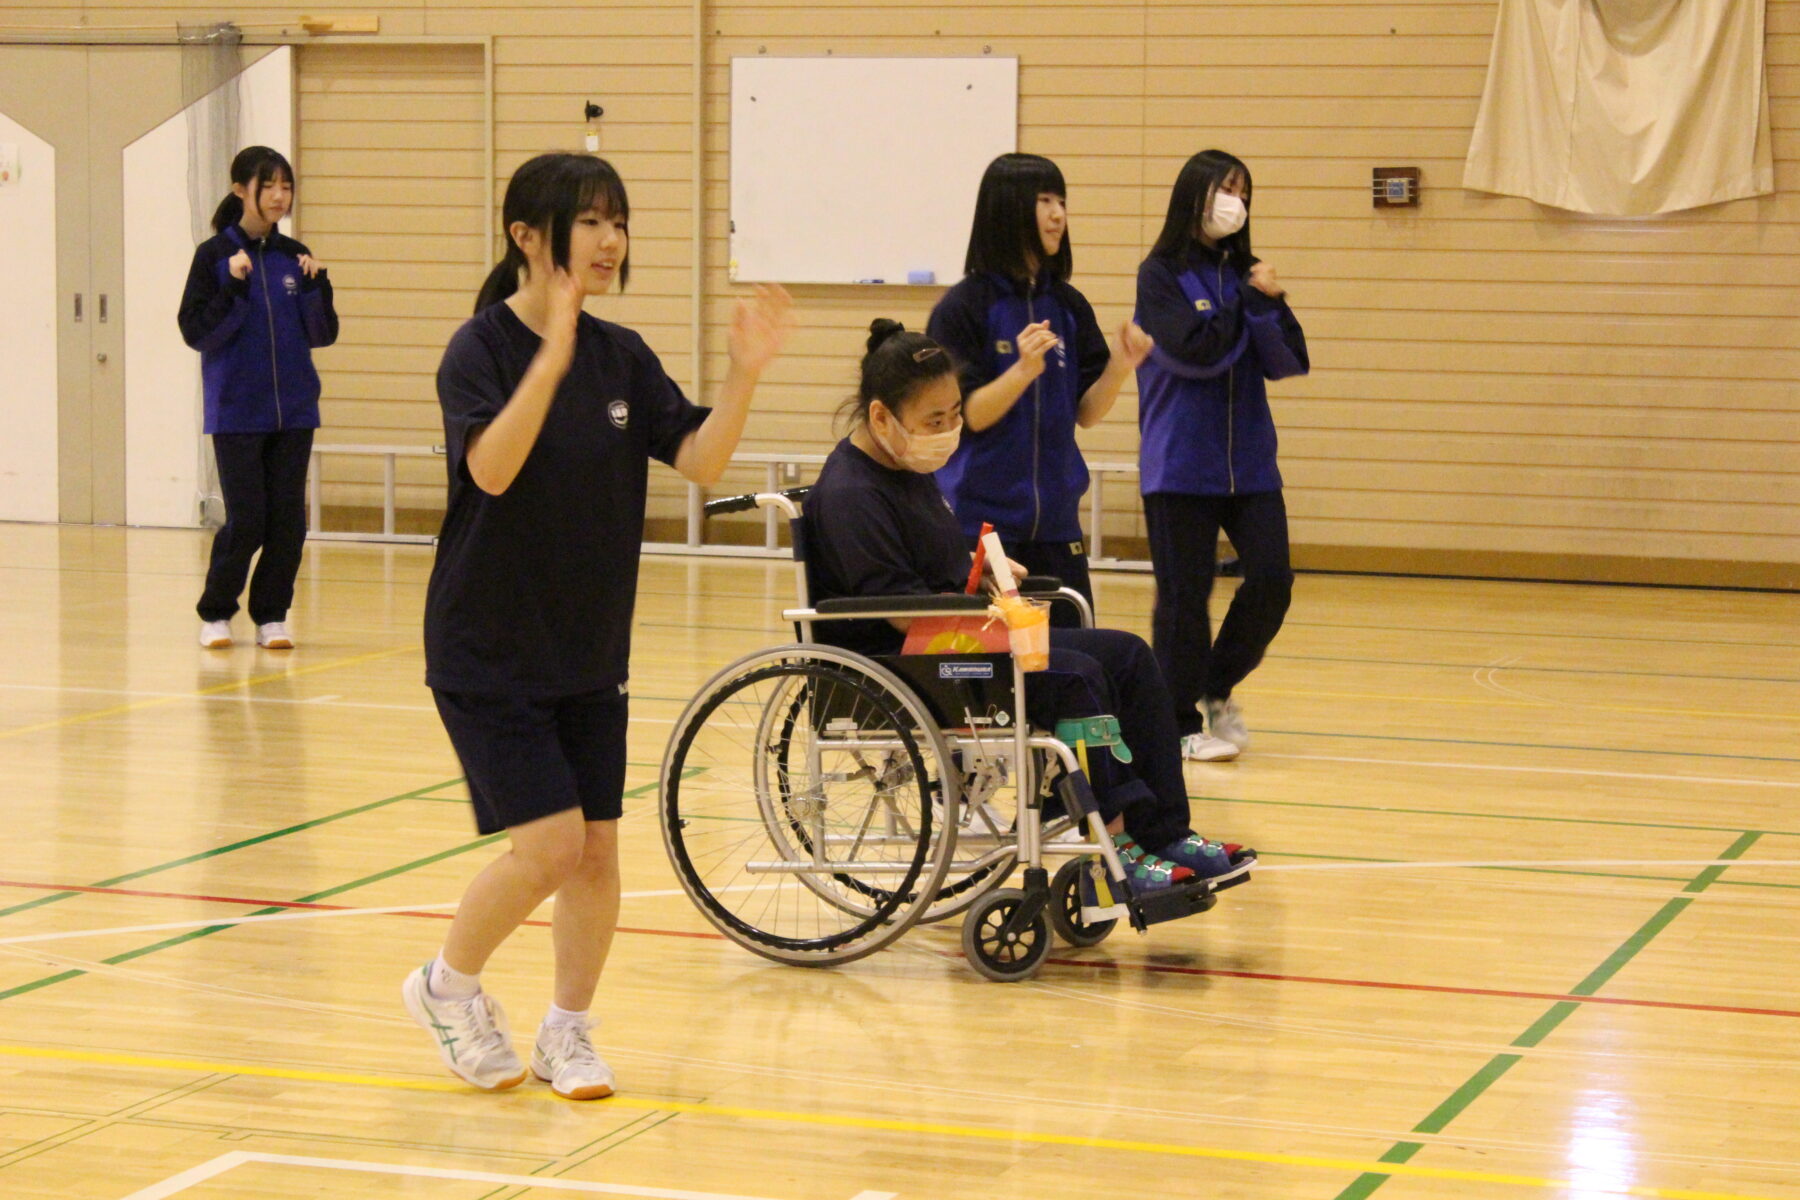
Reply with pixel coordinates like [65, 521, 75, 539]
[1252, 685, 1800, 725]
[0, 1044, 1785, 1200]
[0, 645, 422, 740]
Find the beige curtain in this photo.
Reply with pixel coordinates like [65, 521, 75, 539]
[1464, 0, 1773, 215]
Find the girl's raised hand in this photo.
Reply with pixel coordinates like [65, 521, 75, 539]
[1014, 320, 1058, 378]
[545, 268, 585, 347]
[728, 284, 795, 376]
[297, 254, 322, 278]
[1247, 262, 1284, 298]
[228, 250, 252, 280]
[1114, 320, 1154, 368]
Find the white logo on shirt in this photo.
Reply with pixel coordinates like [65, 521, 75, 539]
[608, 400, 629, 429]
[283, 274, 299, 295]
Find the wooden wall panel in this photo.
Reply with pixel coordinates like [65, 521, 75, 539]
[7, 0, 1793, 582]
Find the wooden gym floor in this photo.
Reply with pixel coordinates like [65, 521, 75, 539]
[0, 522, 1795, 1200]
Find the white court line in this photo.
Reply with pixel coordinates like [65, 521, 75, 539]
[0, 902, 461, 946]
[118, 1150, 884, 1200]
[1252, 751, 1800, 790]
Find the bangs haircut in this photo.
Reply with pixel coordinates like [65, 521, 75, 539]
[963, 152, 1072, 284]
[476, 153, 632, 311]
[1149, 149, 1253, 262]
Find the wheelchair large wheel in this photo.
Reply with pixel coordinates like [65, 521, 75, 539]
[661, 647, 961, 966]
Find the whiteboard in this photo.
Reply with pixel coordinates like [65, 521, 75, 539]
[729, 56, 1017, 285]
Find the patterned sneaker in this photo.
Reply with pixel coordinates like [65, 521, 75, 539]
[198, 619, 232, 649]
[1112, 834, 1195, 889]
[1204, 697, 1249, 750]
[532, 1020, 616, 1100]
[401, 964, 527, 1091]
[1181, 732, 1240, 762]
[256, 621, 294, 649]
[1157, 834, 1255, 885]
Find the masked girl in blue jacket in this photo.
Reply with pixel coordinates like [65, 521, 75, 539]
[927, 153, 1153, 625]
[178, 146, 338, 651]
[1135, 150, 1309, 762]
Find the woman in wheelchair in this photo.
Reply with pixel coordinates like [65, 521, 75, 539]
[803, 319, 1255, 895]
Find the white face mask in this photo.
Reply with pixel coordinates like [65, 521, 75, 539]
[1202, 191, 1247, 240]
[877, 414, 963, 474]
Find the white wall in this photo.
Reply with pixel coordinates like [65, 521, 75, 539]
[124, 46, 293, 528]
[0, 115, 59, 522]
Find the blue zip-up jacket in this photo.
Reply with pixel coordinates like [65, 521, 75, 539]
[1134, 244, 1308, 497]
[925, 272, 1108, 542]
[177, 225, 338, 435]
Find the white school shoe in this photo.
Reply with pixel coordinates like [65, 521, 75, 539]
[533, 1019, 617, 1100]
[1180, 732, 1240, 763]
[1204, 697, 1249, 750]
[198, 620, 233, 649]
[256, 621, 294, 649]
[401, 965, 528, 1091]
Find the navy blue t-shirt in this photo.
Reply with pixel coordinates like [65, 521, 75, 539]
[803, 438, 969, 657]
[425, 302, 709, 696]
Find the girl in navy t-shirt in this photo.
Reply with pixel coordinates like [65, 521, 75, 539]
[926, 153, 1153, 624]
[403, 153, 792, 1101]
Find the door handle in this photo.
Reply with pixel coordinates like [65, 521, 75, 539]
[98, 294, 108, 323]
[96, 353, 108, 364]
[74, 293, 83, 322]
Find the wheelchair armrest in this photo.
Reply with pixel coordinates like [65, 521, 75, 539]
[1018, 575, 1064, 595]
[813, 594, 989, 616]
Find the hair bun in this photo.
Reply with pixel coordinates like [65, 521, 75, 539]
[866, 318, 906, 354]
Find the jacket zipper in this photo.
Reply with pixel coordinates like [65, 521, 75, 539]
[1221, 259, 1235, 494]
[258, 238, 283, 430]
[1026, 292, 1042, 540]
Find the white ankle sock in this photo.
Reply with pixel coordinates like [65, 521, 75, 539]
[428, 955, 480, 1000]
[543, 1003, 589, 1030]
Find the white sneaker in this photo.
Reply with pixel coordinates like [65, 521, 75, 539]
[256, 621, 294, 649]
[1181, 732, 1240, 763]
[532, 1019, 616, 1100]
[1205, 697, 1249, 750]
[401, 964, 527, 1091]
[198, 620, 233, 649]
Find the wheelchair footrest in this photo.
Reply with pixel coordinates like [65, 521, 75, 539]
[1128, 877, 1220, 930]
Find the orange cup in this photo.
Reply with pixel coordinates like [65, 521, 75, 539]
[996, 597, 1051, 671]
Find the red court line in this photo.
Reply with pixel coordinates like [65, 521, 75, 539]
[4, 878, 1792, 1017]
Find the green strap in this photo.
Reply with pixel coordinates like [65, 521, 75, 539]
[1054, 715, 1133, 764]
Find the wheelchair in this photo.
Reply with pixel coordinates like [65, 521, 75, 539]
[657, 489, 1246, 981]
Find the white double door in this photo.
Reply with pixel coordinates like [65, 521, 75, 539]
[0, 43, 291, 525]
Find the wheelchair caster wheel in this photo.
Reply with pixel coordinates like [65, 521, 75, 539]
[1049, 857, 1117, 948]
[962, 887, 1050, 982]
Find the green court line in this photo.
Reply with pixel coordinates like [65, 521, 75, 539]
[1267, 850, 1693, 886]
[1200, 793, 1800, 839]
[1330, 831, 1762, 1200]
[0, 834, 502, 1003]
[0, 777, 466, 921]
[0, 774, 674, 1004]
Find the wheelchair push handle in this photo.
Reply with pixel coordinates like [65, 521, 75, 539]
[702, 486, 812, 519]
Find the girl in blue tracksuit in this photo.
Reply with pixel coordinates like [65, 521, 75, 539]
[178, 146, 338, 651]
[1135, 150, 1309, 761]
[927, 153, 1153, 626]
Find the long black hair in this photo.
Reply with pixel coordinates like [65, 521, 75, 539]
[1148, 149, 1254, 262]
[837, 319, 956, 430]
[962, 153, 1071, 284]
[475, 153, 631, 313]
[211, 146, 294, 233]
